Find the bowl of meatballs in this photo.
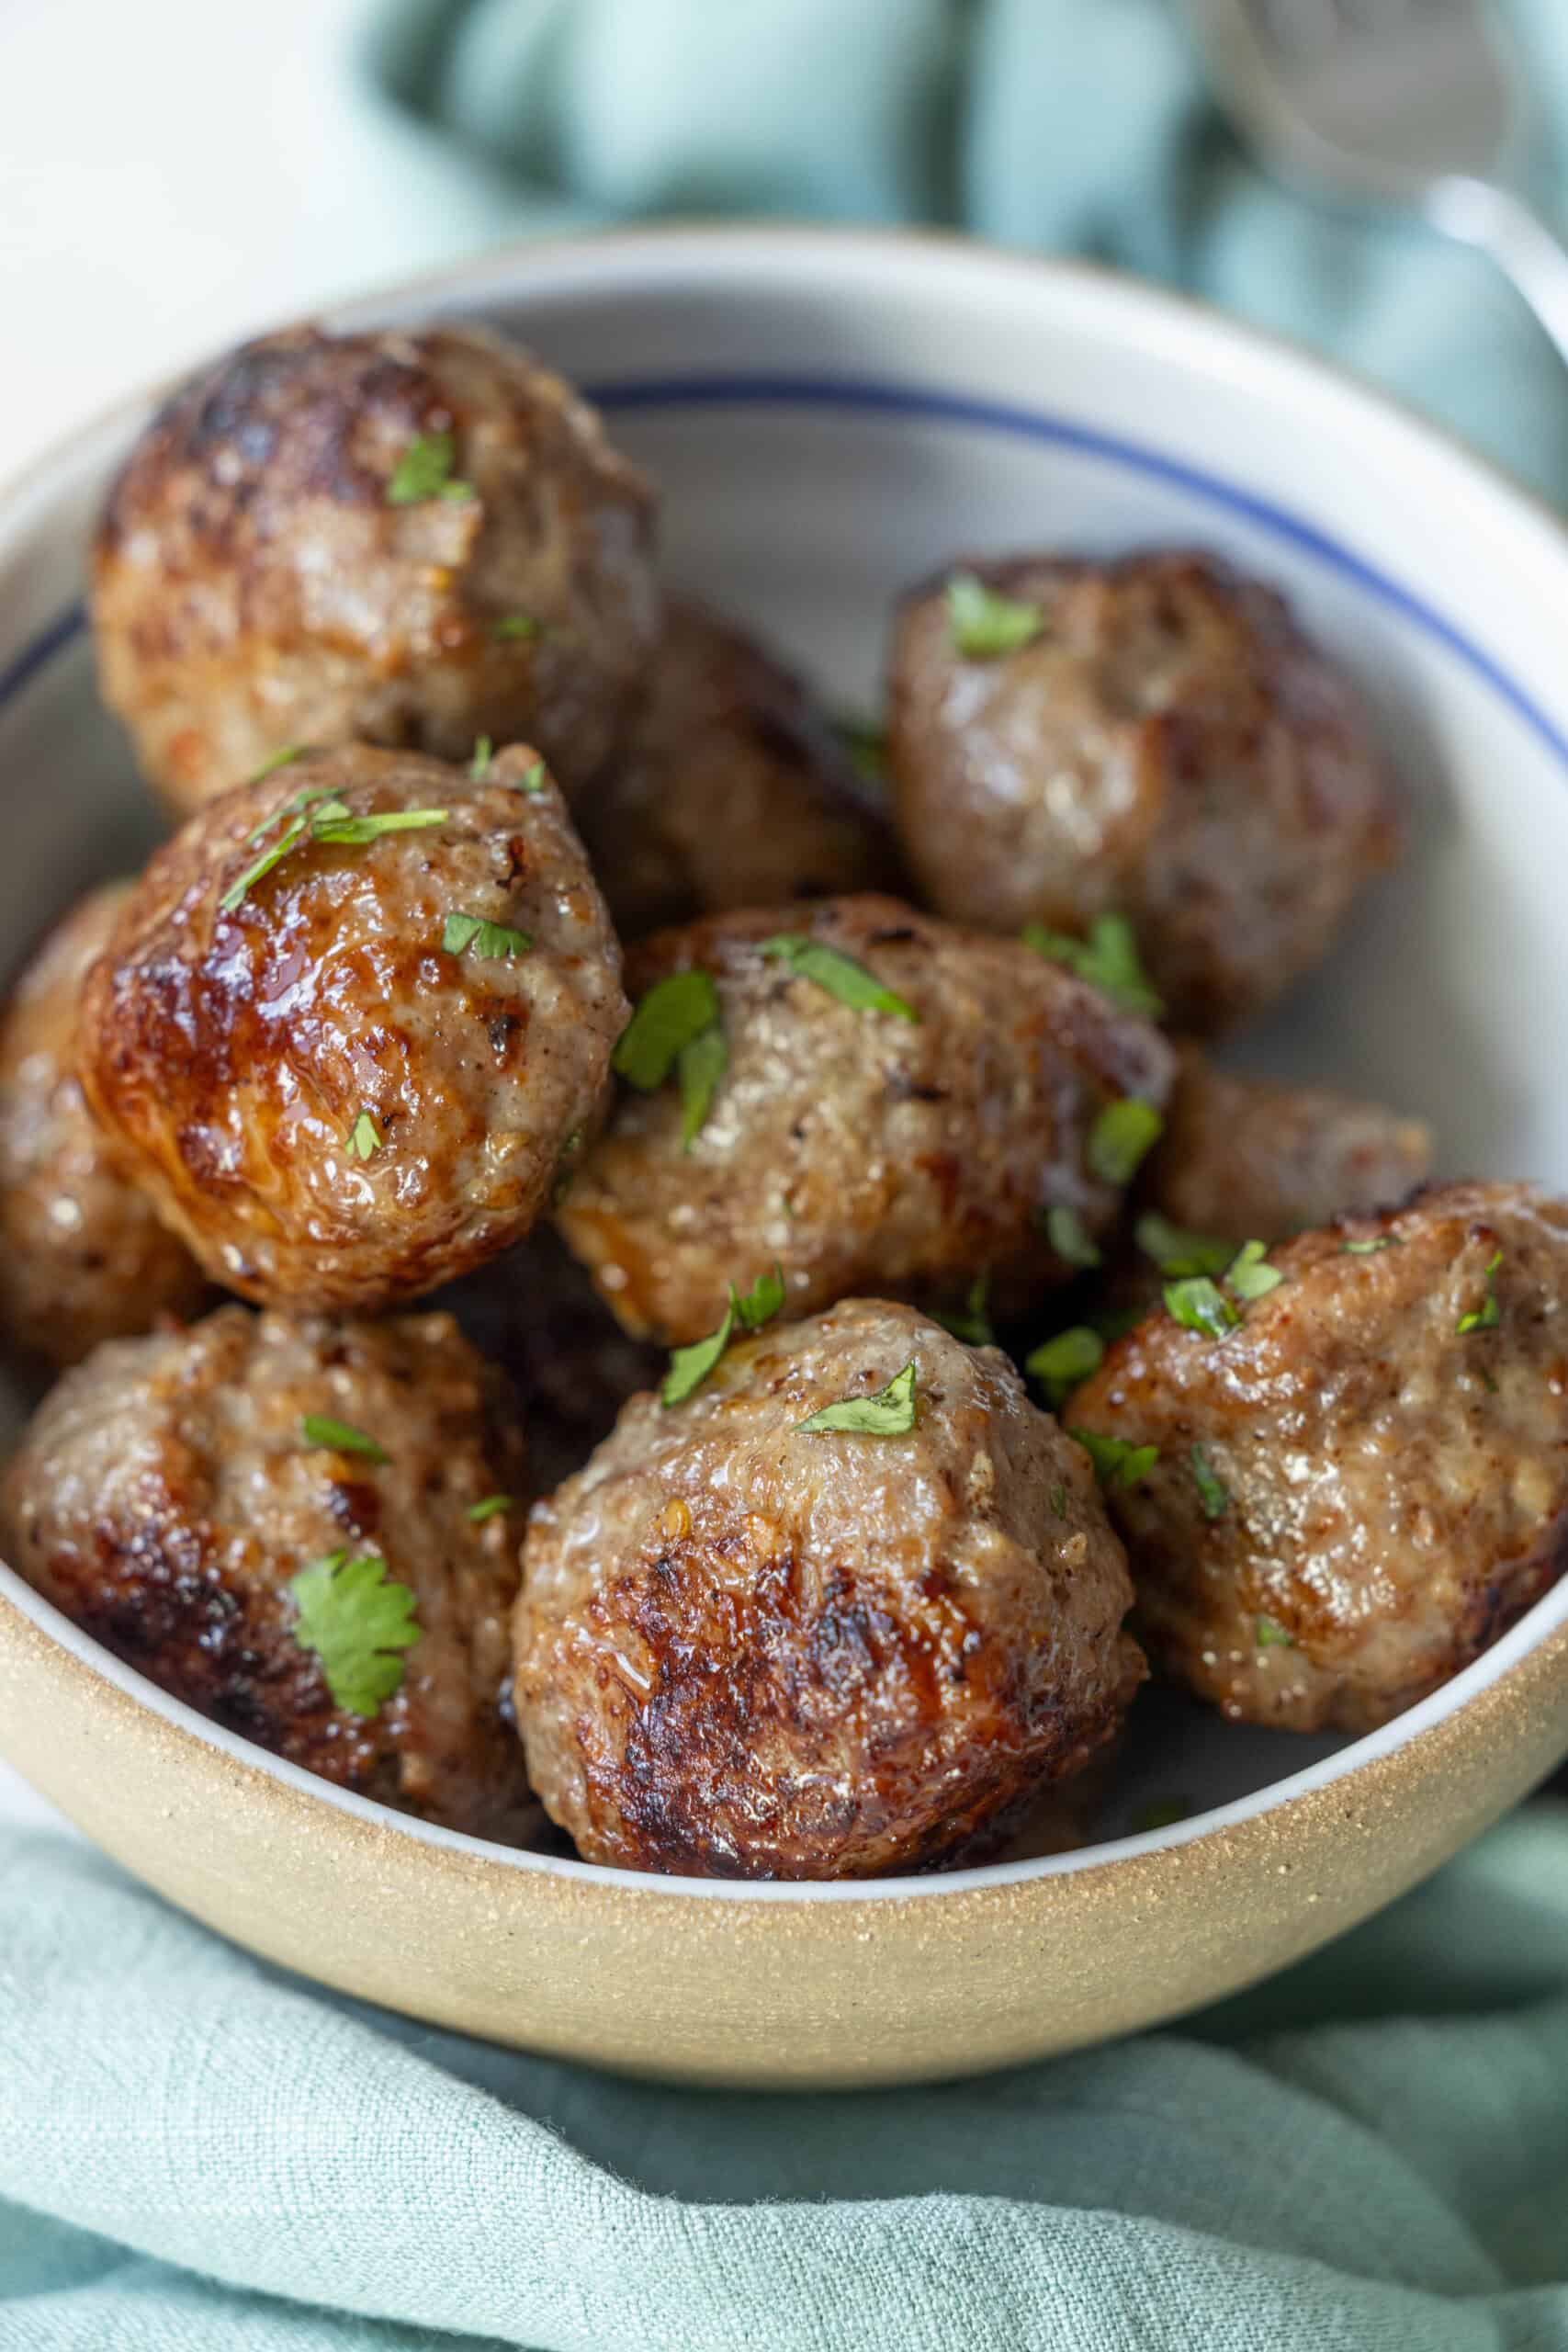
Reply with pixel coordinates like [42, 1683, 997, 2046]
[0, 225, 1565, 2089]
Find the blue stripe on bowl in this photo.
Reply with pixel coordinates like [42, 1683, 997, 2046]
[4, 373, 1564, 771]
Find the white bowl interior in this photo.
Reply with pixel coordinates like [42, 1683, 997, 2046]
[2, 228, 1566, 1890]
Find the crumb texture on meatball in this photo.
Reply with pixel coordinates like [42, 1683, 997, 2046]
[1070, 1182, 1568, 1734]
[78, 744, 627, 1310]
[2, 1305, 534, 1838]
[887, 550, 1399, 1034]
[576, 599, 898, 936]
[93, 322, 659, 808]
[0, 882, 208, 1368]
[514, 1299, 1144, 1878]
[556, 894, 1176, 1344]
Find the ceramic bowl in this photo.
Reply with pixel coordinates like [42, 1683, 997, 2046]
[2, 226, 1566, 2090]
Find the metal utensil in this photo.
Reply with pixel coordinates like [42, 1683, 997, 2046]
[1183, 0, 1568, 365]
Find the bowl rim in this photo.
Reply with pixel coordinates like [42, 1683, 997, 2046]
[4, 217, 1567, 1905]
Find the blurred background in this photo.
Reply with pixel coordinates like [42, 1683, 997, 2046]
[2, 0, 1566, 494]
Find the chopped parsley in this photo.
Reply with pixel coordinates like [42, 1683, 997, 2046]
[946, 571, 1043, 659]
[1134, 1212, 1233, 1279]
[348, 1111, 382, 1161]
[1342, 1236, 1399, 1256]
[252, 745, 304, 782]
[220, 811, 311, 912]
[795, 1359, 919, 1438]
[1088, 1097, 1164, 1187]
[933, 1274, 994, 1348]
[221, 798, 447, 912]
[442, 911, 533, 961]
[661, 1266, 784, 1408]
[289, 1551, 420, 1716]
[299, 1413, 389, 1464]
[1071, 1428, 1159, 1487]
[1042, 1204, 1101, 1270]
[1026, 1325, 1105, 1408]
[470, 736, 493, 779]
[760, 933, 919, 1023]
[1164, 1276, 1240, 1339]
[1225, 1239, 1283, 1301]
[677, 1023, 728, 1151]
[735, 1263, 786, 1330]
[467, 1495, 513, 1525]
[491, 613, 541, 641]
[1457, 1250, 1503, 1335]
[387, 430, 471, 505]
[1190, 1444, 1229, 1521]
[1021, 913, 1164, 1020]
[1050, 1481, 1069, 1521]
[1256, 1616, 1294, 1649]
[516, 759, 547, 795]
[835, 715, 886, 783]
[313, 808, 448, 847]
[613, 970, 727, 1151]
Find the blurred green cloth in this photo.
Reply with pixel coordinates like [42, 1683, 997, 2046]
[3, 1811, 1568, 2348]
[6, 3, 1568, 2345]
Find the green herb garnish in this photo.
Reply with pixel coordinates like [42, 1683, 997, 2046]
[348, 1111, 382, 1161]
[1190, 1444, 1229, 1521]
[615, 971, 721, 1088]
[387, 431, 471, 506]
[220, 812, 311, 913]
[1256, 1616, 1294, 1649]
[836, 715, 885, 783]
[313, 808, 447, 847]
[467, 1495, 513, 1525]
[677, 1023, 728, 1151]
[1088, 1098, 1164, 1186]
[442, 911, 533, 960]
[1134, 1212, 1233, 1279]
[517, 760, 547, 795]
[1224, 1239, 1282, 1301]
[491, 613, 541, 641]
[1022, 913, 1164, 1020]
[661, 1266, 785, 1408]
[934, 1274, 994, 1348]
[470, 737, 492, 780]
[1164, 1276, 1240, 1339]
[795, 1359, 919, 1438]
[1342, 1236, 1399, 1256]
[299, 1414, 389, 1464]
[1042, 1204, 1101, 1270]
[1457, 1250, 1503, 1335]
[946, 571, 1043, 659]
[289, 1551, 420, 1716]
[760, 933, 919, 1023]
[252, 745, 304, 782]
[735, 1263, 786, 1330]
[1071, 1428, 1159, 1487]
[1026, 1326, 1105, 1408]
[1050, 1481, 1068, 1520]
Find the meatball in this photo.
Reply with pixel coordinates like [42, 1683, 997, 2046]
[78, 743, 626, 1312]
[0, 884, 208, 1369]
[514, 1298, 1144, 1877]
[1068, 1182, 1568, 1735]
[93, 322, 659, 810]
[555, 894, 1176, 1345]
[887, 550, 1399, 1034]
[2, 1305, 535, 1838]
[575, 599, 898, 936]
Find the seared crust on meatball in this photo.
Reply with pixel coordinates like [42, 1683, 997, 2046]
[577, 600, 898, 936]
[515, 1299, 1144, 1877]
[0, 885, 208, 1368]
[93, 323, 659, 809]
[78, 744, 627, 1311]
[555, 894, 1175, 1345]
[1069, 1182, 1568, 1734]
[2, 1306, 534, 1838]
[887, 550, 1399, 1034]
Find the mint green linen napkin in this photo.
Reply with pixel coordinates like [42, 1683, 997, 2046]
[2, 1809, 1567, 2348]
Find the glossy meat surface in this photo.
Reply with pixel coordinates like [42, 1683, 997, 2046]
[93, 323, 659, 808]
[1070, 1182, 1568, 1732]
[515, 1298, 1144, 1876]
[887, 550, 1399, 1033]
[78, 744, 626, 1311]
[556, 895, 1175, 1344]
[2, 1305, 534, 1838]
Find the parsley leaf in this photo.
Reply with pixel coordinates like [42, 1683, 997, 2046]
[1457, 1250, 1503, 1335]
[491, 614, 541, 641]
[1022, 913, 1164, 1020]
[442, 911, 533, 960]
[795, 1359, 919, 1437]
[933, 1274, 995, 1348]
[1071, 1427, 1159, 1487]
[467, 1495, 513, 1524]
[760, 933, 919, 1023]
[1050, 1481, 1069, 1520]
[300, 1413, 389, 1464]
[387, 431, 471, 505]
[615, 970, 722, 1090]
[313, 808, 447, 847]
[1042, 1204, 1101, 1270]
[946, 571, 1043, 658]
[516, 760, 547, 795]
[252, 744, 304, 782]
[1026, 1325, 1104, 1408]
[1134, 1212, 1233, 1279]
[661, 1296, 736, 1408]
[220, 812, 310, 913]
[735, 1263, 786, 1330]
[1190, 1444, 1229, 1521]
[677, 1023, 728, 1151]
[470, 736, 492, 780]
[289, 1551, 421, 1716]
[349, 1111, 382, 1160]
[1164, 1275, 1240, 1338]
[835, 715, 885, 783]
[1088, 1097, 1164, 1186]
[1343, 1236, 1399, 1255]
[1225, 1239, 1283, 1302]
[1256, 1616, 1294, 1649]
[222, 798, 447, 913]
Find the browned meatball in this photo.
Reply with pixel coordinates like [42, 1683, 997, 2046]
[515, 1298, 1144, 1877]
[556, 895, 1175, 1345]
[2, 1305, 535, 1838]
[1141, 1046, 1433, 1243]
[1068, 1182, 1568, 1735]
[575, 599, 898, 936]
[78, 743, 626, 1312]
[93, 323, 659, 810]
[887, 551, 1399, 1034]
[0, 884, 209, 1368]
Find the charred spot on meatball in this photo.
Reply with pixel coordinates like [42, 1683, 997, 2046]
[513, 1298, 1145, 1878]
[1068, 1181, 1568, 1735]
[887, 549, 1399, 1035]
[1, 1305, 536, 1839]
[554, 893, 1176, 1345]
[76, 742, 626, 1313]
[93, 322, 660, 810]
